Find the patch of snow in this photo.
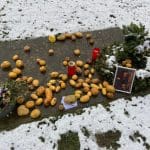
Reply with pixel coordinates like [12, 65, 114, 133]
[146, 57, 150, 71]
[106, 55, 116, 68]
[0, 0, 150, 41]
[136, 69, 150, 79]
[135, 45, 144, 54]
[0, 94, 150, 150]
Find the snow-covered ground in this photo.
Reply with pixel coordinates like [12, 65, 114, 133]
[0, 0, 150, 149]
[0, 0, 150, 41]
[0, 94, 150, 150]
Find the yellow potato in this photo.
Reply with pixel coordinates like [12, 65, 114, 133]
[8, 72, 17, 79]
[60, 82, 66, 89]
[82, 82, 90, 87]
[17, 105, 29, 116]
[91, 78, 100, 84]
[75, 82, 82, 88]
[49, 79, 56, 84]
[24, 45, 30, 52]
[91, 88, 99, 96]
[48, 34, 56, 43]
[74, 49, 80, 56]
[12, 68, 22, 75]
[50, 72, 59, 78]
[12, 55, 19, 61]
[57, 34, 66, 41]
[72, 75, 78, 81]
[35, 98, 43, 105]
[74, 32, 83, 38]
[50, 97, 57, 106]
[75, 93, 81, 99]
[61, 74, 68, 81]
[90, 84, 99, 89]
[69, 79, 76, 87]
[55, 86, 61, 92]
[64, 95, 77, 104]
[16, 96, 24, 104]
[106, 85, 115, 93]
[90, 68, 95, 74]
[83, 64, 89, 69]
[106, 92, 114, 99]
[32, 79, 39, 87]
[39, 66, 46, 73]
[1, 61, 11, 69]
[87, 91, 92, 97]
[30, 109, 41, 119]
[38, 60, 46, 66]
[27, 77, 33, 84]
[36, 86, 45, 96]
[25, 100, 35, 109]
[80, 95, 90, 103]
[83, 86, 90, 93]
[103, 81, 109, 87]
[16, 60, 24, 68]
[31, 93, 38, 100]
[76, 60, 84, 67]
[126, 63, 132, 68]
[63, 60, 68, 66]
[102, 88, 107, 95]
[75, 90, 82, 95]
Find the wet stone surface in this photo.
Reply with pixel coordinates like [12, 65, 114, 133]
[0, 28, 124, 131]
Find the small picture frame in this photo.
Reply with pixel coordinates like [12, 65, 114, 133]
[113, 66, 136, 93]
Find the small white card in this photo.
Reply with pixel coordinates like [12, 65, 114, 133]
[61, 96, 78, 110]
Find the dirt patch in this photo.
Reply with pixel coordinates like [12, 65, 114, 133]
[95, 130, 121, 150]
[58, 131, 80, 150]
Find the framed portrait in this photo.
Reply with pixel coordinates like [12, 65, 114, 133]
[113, 66, 136, 93]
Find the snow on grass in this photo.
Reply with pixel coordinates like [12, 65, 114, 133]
[0, 0, 150, 41]
[0, 94, 150, 150]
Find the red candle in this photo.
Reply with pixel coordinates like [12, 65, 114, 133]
[92, 48, 100, 61]
[68, 61, 76, 76]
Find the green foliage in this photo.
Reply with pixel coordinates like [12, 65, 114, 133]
[0, 80, 28, 104]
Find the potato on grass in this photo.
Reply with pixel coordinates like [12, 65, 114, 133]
[16, 60, 24, 68]
[80, 95, 90, 103]
[35, 98, 43, 106]
[32, 79, 39, 87]
[25, 101, 35, 109]
[8, 72, 17, 79]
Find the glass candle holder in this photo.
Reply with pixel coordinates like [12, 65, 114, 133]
[68, 61, 76, 76]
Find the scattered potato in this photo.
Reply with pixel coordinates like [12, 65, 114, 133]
[48, 34, 56, 43]
[30, 109, 41, 119]
[87, 91, 92, 97]
[89, 39, 94, 45]
[17, 105, 29, 116]
[74, 49, 80, 56]
[35, 98, 43, 106]
[25, 100, 35, 109]
[71, 34, 76, 41]
[31, 93, 38, 100]
[12, 55, 19, 61]
[60, 82, 66, 89]
[106, 85, 115, 93]
[63, 60, 68, 66]
[55, 86, 61, 92]
[74, 93, 81, 99]
[61, 74, 68, 81]
[27, 77, 33, 84]
[36, 86, 45, 96]
[8, 72, 17, 79]
[90, 68, 95, 74]
[91, 78, 100, 84]
[69, 79, 76, 87]
[84, 70, 90, 76]
[16, 96, 24, 104]
[74, 32, 83, 38]
[72, 75, 78, 81]
[16, 60, 24, 68]
[50, 97, 57, 106]
[76, 67, 82, 76]
[83, 64, 89, 69]
[106, 92, 114, 99]
[50, 72, 59, 78]
[59, 104, 64, 111]
[91, 87, 99, 96]
[103, 81, 109, 87]
[48, 49, 54, 56]
[38, 59, 46, 66]
[85, 78, 91, 84]
[32, 79, 39, 87]
[76, 60, 84, 67]
[75, 90, 82, 95]
[83, 86, 90, 93]
[39, 66, 46, 73]
[1, 61, 11, 69]
[80, 95, 90, 103]
[65, 32, 72, 38]
[24, 45, 30, 52]
[12, 68, 22, 75]
[102, 88, 107, 95]
[57, 34, 66, 41]
[75, 82, 82, 88]
[86, 33, 92, 39]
